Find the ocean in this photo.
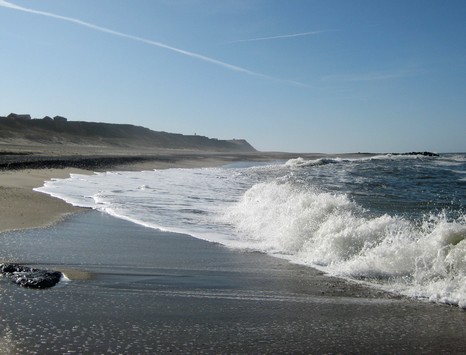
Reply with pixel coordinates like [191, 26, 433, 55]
[35, 153, 466, 308]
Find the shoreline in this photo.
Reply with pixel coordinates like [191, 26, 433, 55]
[0, 149, 337, 234]
[0, 152, 251, 234]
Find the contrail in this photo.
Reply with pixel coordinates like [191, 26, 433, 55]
[229, 30, 334, 43]
[0, 0, 306, 86]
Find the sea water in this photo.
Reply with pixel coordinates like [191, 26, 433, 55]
[35, 154, 466, 307]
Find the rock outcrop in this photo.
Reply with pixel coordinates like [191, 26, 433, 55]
[0, 263, 63, 289]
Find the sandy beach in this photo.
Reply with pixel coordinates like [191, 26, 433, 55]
[0, 168, 89, 233]
[0, 146, 330, 233]
[0, 151, 235, 233]
[1, 151, 466, 353]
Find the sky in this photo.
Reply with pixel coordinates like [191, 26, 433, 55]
[0, 0, 465, 153]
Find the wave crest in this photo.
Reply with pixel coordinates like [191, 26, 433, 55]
[284, 157, 342, 167]
[222, 181, 466, 307]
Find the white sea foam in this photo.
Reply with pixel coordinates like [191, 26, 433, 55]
[35, 156, 466, 307]
[283, 154, 432, 169]
[220, 180, 466, 306]
[284, 157, 343, 167]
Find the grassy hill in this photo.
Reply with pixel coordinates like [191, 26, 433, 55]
[0, 116, 256, 152]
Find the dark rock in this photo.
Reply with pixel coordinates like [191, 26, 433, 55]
[401, 152, 439, 157]
[0, 263, 63, 289]
[0, 263, 29, 273]
[394, 151, 439, 157]
[14, 270, 63, 289]
[405, 151, 439, 157]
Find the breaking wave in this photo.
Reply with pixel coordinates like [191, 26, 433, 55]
[221, 180, 466, 307]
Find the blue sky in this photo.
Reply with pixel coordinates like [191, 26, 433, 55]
[0, 0, 465, 153]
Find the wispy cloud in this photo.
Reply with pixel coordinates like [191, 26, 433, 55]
[0, 0, 306, 86]
[229, 30, 337, 44]
[321, 69, 420, 83]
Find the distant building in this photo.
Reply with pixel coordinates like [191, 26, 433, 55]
[7, 113, 31, 120]
[53, 116, 68, 122]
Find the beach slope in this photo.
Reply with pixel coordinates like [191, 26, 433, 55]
[1, 212, 465, 353]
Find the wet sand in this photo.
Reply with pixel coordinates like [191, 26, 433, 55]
[1, 211, 465, 354]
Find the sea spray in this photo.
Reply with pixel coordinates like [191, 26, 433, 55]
[221, 178, 466, 306]
[220, 181, 363, 258]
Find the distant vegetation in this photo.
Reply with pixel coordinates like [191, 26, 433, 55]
[0, 114, 256, 152]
